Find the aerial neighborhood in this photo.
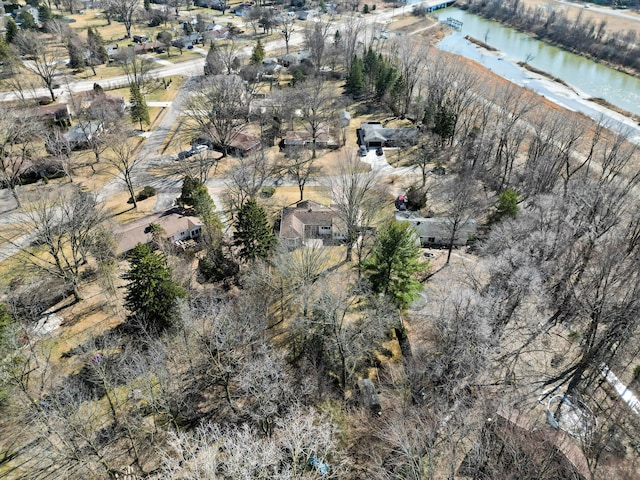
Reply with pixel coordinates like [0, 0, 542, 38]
[1, 0, 640, 477]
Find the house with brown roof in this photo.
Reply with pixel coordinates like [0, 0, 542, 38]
[116, 209, 204, 254]
[279, 200, 346, 248]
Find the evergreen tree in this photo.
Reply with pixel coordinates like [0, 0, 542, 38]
[5, 19, 18, 44]
[177, 175, 220, 227]
[87, 27, 109, 65]
[345, 55, 365, 96]
[233, 198, 276, 263]
[198, 234, 239, 285]
[433, 101, 457, 146]
[250, 39, 265, 65]
[144, 0, 150, 10]
[489, 189, 519, 224]
[17, 11, 37, 30]
[38, 4, 53, 22]
[123, 243, 186, 333]
[129, 82, 150, 130]
[204, 42, 222, 74]
[361, 220, 426, 310]
[66, 36, 86, 70]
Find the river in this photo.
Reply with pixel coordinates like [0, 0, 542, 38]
[434, 7, 640, 142]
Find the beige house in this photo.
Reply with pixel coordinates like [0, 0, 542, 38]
[279, 200, 346, 249]
[116, 209, 204, 254]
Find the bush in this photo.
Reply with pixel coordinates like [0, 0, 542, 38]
[261, 186, 276, 198]
[405, 185, 427, 211]
[138, 185, 157, 201]
[128, 185, 157, 204]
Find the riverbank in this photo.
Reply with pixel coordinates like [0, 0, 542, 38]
[457, 0, 640, 79]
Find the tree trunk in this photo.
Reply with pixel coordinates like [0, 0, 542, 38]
[11, 187, 21, 209]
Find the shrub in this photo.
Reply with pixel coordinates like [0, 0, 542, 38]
[138, 185, 157, 201]
[261, 186, 276, 198]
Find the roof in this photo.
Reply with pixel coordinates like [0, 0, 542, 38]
[395, 211, 477, 238]
[230, 132, 261, 152]
[64, 121, 102, 144]
[280, 201, 339, 239]
[31, 103, 71, 122]
[116, 210, 204, 254]
[360, 122, 419, 145]
[284, 130, 338, 147]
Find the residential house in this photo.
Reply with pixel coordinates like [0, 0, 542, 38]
[395, 211, 477, 248]
[63, 121, 103, 150]
[279, 200, 345, 248]
[28, 103, 71, 127]
[357, 122, 419, 148]
[172, 33, 203, 49]
[116, 209, 204, 255]
[281, 130, 339, 151]
[196, 130, 262, 157]
[14, 5, 39, 25]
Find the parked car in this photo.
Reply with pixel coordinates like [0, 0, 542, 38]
[359, 145, 368, 157]
[191, 144, 208, 154]
[376, 147, 383, 156]
[177, 150, 193, 160]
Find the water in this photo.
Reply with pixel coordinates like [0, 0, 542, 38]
[435, 7, 640, 118]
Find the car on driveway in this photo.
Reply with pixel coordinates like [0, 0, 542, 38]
[177, 150, 193, 160]
[191, 144, 208, 154]
[376, 147, 384, 156]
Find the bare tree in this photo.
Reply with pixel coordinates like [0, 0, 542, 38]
[12, 31, 61, 102]
[304, 19, 332, 75]
[104, 0, 140, 38]
[2, 188, 110, 302]
[43, 128, 74, 182]
[115, 47, 154, 91]
[330, 150, 382, 262]
[182, 75, 252, 158]
[277, 149, 318, 202]
[279, 15, 296, 54]
[296, 79, 337, 159]
[439, 176, 482, 264]
[0, 107, 41, 208]
[106, 131, 144, 209]
[224, 150, 272, 213]
[392, 37, 428, 117]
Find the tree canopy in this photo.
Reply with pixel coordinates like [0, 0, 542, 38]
[361, 219, 426, 309]
[123, 243, 186, 333]
[233, 199, 276, 263]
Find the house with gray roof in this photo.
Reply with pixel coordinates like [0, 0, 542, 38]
[395, 211, 477, 248]
[279, 200, 346, 249]
[357, 122, 418, 148]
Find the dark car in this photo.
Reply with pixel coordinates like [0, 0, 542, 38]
[376, 147, 383, 156]
[177, 150, 193, 160]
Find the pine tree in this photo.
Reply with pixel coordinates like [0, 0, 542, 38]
[204, 42, 222, 74]
[5, 19, 18, 44]
[250, 39, 265, 65]
[123, 243, 186, 333]
[345, 55, 365, 96]
[87, 27, 109, 65]
[67, 36, 86, 70]
[361, 220, 426, 310]
[233, 198, 276, 263]
[129, 82, 150, 131]
[177, 175, 220, 228]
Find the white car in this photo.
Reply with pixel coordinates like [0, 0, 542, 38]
[191, 144, 208, 154]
